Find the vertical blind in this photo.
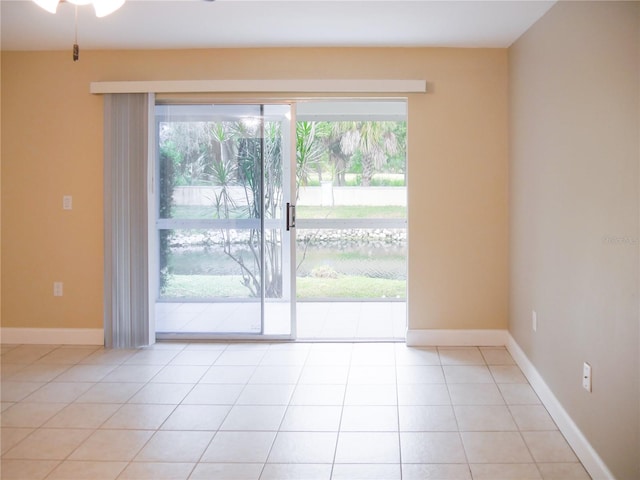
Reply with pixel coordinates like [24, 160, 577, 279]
[103, 93, 153, 348]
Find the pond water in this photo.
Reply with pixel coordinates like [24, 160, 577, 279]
[167, 242, 407, 280]
[162, 228, 407, 299]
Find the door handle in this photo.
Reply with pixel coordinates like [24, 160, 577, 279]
[286, 203, 296, 231]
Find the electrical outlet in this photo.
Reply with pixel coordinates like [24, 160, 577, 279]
[63, 195, 72, 210]
[582, 362, 592, 392]
[53, 282, 63, 297]
[532, 310, 537, 332]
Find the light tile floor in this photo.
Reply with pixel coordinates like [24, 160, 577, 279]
[0, 343, 591, 480]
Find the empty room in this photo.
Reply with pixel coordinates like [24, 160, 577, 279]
[1, 1, 639, 479]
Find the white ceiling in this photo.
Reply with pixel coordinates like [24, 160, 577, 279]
[1, 0, 555, 51]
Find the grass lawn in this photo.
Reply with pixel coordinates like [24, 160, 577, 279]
[296, 205, 406, 219]
[297, 276, 405, 298]
[306, 173, 405, 187]
[163, 274, 251, 298]
[162, 274, 406, 299]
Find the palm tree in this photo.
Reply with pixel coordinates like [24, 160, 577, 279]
[296, 121, 330, 193]
[338, 121, 399, 186]
[325, 126, 351, 186]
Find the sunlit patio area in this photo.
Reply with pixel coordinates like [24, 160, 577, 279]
[155, 302, 406, 341]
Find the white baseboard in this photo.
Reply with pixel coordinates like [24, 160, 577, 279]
[0, 328, 104, 346]
[406, 328, 508, 346]
[506, 334, 614, 480]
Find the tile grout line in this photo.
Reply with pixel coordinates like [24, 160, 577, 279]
[3, 347, 90, 478]
[394, 343, 403, 480]
[327, 342, 354, 480]
[255, 342, 312, 480]
[438, 346, 473, 480]
[115, 342, 220, 480]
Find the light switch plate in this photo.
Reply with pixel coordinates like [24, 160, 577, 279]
[63, 195, 72, 210]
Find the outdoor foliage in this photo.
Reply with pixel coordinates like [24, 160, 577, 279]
[158, 113, 407, 298]
[160, 119, 406, 188]
[158, 147, 179, 293]
[298, 120, 406, 187]
[159, 117, 285, 298]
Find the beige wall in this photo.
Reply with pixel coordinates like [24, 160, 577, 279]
[1, 47, 3, 329]
[1, 47, 509, 332]
[509, 2, 640, 478]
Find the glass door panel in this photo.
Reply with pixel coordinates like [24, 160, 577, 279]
[154, 103, 294, 338]
[262, 104, 294, 335]
[294, 100, 407, 340]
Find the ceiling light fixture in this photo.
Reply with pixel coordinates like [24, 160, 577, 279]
[34, 0, 125, 18]
[33, 0, 125, 61]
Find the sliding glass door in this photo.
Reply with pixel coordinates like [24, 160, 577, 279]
[294, 100, 408, 340]
[154, 104, 295, 338]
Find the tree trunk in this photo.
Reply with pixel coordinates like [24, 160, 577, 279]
[361, 156, 374, 186]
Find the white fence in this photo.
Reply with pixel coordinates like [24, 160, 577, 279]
[173, 184, 406, 207]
